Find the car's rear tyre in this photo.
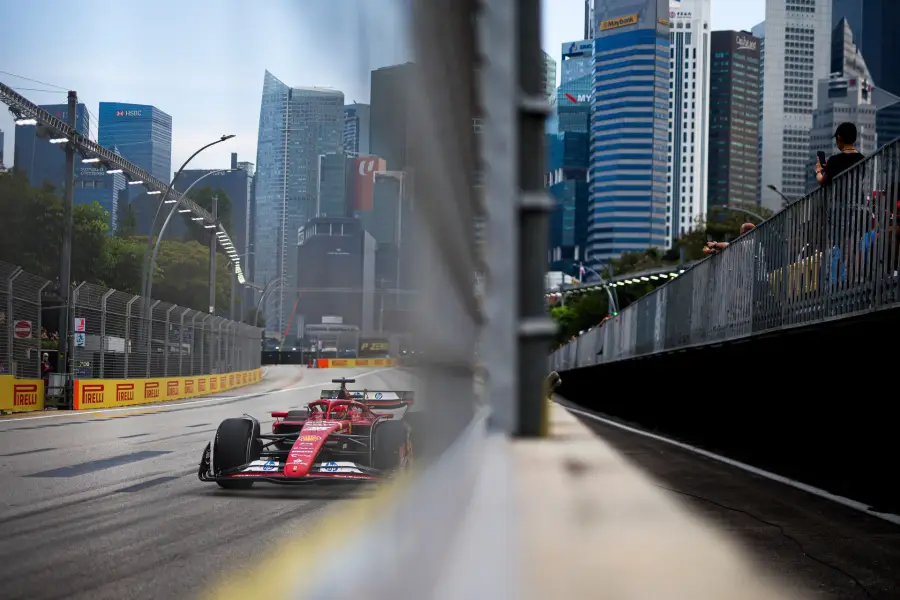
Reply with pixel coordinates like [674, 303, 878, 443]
[213, 418, 261, 489]
[373, 421, 411, 471]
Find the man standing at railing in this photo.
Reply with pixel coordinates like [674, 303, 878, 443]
[816, 122, 867, 284]
[815, 122, 865, 187]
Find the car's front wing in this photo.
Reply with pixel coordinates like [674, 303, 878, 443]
[199, 456, 383, 484]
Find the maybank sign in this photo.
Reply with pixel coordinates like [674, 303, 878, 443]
[599, 13, 639, 31]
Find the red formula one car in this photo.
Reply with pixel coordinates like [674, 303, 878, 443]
[198, 378, 414, 489]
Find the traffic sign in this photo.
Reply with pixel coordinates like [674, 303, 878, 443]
[13, 320, 32, 339]
[74, 317, 86, 332]
[74, 332, 86, 347]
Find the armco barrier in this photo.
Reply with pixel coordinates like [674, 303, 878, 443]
[315, 358, 396, 368]
[0, 375, 44, 413]
[72, 368, 262, 409]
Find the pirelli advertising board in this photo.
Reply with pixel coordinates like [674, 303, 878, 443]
[0, 376, 44, 413]
[72, 368, 263, 410]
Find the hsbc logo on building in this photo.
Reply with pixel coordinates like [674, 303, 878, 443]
[115, 110, 143, 117]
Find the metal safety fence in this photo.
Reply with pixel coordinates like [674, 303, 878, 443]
[551, 139, 900, 371]
[0, 262, 263, 380]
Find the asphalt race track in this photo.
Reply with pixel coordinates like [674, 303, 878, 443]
[569, 407, 900, 600]
[0, 366, 415, 600]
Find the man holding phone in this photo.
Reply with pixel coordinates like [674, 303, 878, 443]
[815, 122, 865, 186]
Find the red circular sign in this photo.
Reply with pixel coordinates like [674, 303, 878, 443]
[14, 320, 32, 338]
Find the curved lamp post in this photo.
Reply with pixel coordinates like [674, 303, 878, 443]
[144, 168, 238, 303]
[575, 262, 618, 314]
[254, 277, 284, 328]
[713, 204, 767, 223]
[139, 134, 235, 304]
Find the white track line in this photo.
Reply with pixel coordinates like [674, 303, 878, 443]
[563, 403, 900, 527]
[0, 368, 394, 424]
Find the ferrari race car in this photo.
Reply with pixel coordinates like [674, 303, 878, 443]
[198, 378, 414, 488]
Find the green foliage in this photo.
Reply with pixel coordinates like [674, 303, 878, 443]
[243, 306, 266, 328]
[116, 203, 138, 238]
[0, 173, 239, 315]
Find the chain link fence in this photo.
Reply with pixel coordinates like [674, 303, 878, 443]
[1, 263, 51, 378]
[0, 261, 263, 380]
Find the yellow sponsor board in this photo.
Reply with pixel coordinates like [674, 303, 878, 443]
[657, 18, 670, 26]
[600, 13, 639, 31]
[316, 358, 397, 368]
[73, 368, 262, 410]
[0, 376, 45, 413]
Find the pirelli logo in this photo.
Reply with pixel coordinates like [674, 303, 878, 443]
[210, 377, 217, 391]
[116, 383, 135, 402]
[167, 380, 179, 396]
[13, 383, 39, 407]
[220, 376, 226, 388]
[185, 380, 194, 394]
[145, 382, 160, 399]
[198, 378, 206, 393]
[82, 384, 105, 405]
[600, 13, 639, 31]
[229, 374, 235, 386]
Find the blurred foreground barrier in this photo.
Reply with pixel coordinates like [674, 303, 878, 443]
[0, 375, 44, 413]
[72, 368, 262, 409]
[551, 139, 900, 371]
[204, 400, 805, 599]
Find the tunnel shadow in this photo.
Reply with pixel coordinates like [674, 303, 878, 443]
[557, 307, 900, 514]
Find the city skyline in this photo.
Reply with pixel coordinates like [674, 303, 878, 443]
[0, 0, 764, 175]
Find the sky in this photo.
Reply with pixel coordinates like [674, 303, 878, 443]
[0, 0, 764, 175]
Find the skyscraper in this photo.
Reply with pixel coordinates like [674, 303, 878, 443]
[756, 0, 832, 210]
[561, 40, 594, 85]
[13, 104, 125, 231]
[370, 63, 414, 171]
[343, 103, 370, 156]
[175, 153, 255, 267]
[317, 152, 353, 217]
[588, 0, 670, 266]
[707, 31, 761, 208]
[666, 0, 712, 246]
[254, 71, 344, 333]
[559, 40, 593, 133]
[14, 103, 89, 190]
[98, 102, 172, 182]
[832, 0, 900, 147]
[542, 51, 558, 100]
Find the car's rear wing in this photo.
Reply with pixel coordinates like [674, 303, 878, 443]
[318, 389, 414, 407]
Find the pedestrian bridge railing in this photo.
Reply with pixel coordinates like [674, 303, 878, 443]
[551, 139, 900, 371]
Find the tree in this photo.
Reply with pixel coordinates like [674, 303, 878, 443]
[181, 186, 232, 245]
[243, 306, 266, 328]
[116, 203, 138, 238]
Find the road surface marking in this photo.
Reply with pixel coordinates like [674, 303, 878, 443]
[564, 403, 900, 527]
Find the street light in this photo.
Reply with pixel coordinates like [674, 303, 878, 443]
[713, 204, 767, 223]
[139, 134, 235, 306]
[144, 168, 238, 303]
[767, 184, 798, 207]
[254, 277, 284, 328]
